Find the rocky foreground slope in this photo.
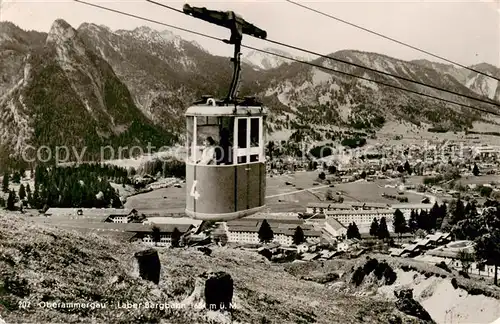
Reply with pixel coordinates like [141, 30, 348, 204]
[0, 212, 425, 324]
[286, 254, 500, 324]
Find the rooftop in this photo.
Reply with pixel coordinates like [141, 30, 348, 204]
[45, 208, 132, 216]
[306, 203, 354, 209]
[126, 223, 193, 234]
[306, 202, 389, 209]
[402, 244, 421, 252]
[226, 219, 321, 237]
[425, 232, 451, 242]
[144, 217, 203, 226]
[246, 213, 302, 220]
[415, 239, 432, 246]
[326, 217, 347, 231]
[325, 209, 395, 216]
[390, 203, 433, 209]
[425, 240, 475, 259]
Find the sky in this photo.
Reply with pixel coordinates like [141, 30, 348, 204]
[0, 0, 499, 67]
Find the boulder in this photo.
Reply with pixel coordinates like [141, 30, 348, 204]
[394, 289, 435, 323]
[258, 248, 272, 260]
[134, 249, 161, 284]
[204, 272, 233, 311]
[198, 247, 212, 256]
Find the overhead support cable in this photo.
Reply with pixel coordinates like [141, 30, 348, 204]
[147, 0, 500, 108]
[285, 0, 500, 83]
[73, 0, 500, 117]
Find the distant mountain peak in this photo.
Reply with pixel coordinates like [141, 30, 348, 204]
[52, 19, 73, 31]
[46, 19, 77, 45]
[78, 22, 112, 33]
[0, 22, 21, 44]
[242, 47, 307, 70]
[0, 21, 21, 30]
[469, 62, 500, 76]
[113, 25, 185, 50]
[412, 58, 453, 67]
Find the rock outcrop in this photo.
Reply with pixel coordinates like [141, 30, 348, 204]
[204, 272, 234, 311]
[394, 289, 435, 323]
[134, 248, 161, 284]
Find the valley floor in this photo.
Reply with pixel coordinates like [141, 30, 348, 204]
[123, 171, 434, 214]
[373, 121, 500, 147]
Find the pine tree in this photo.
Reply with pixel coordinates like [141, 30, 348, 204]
[464, 200, 478, 219]
[378, 217, 390, 240]
[346, 223, 353, 239]
[429, 202, 440, 230]
[293, 226, 305, 245]
[409, 210, 419, 233]
[472, 163, 480, 176]
[18, 184, 26, 201]
[258, 220, 274, 243]
[347, 222, 361, 239]
[404, 161, 412, 175]
[451, 199, 466, 225]
[2, 172, 9, 193]
[152, 226, 161, 246]
[417, 210, 430, 231]
[25, 183, 31, 194]
[437, 203, 448, 229]
[32, 187, 40, 209]
[476, 232, 500, 286]
[27, 191, 32, 206]
[12, 172, 21, 184]
[351, 222, 361, 239]
[171, 227, 181, 247]
[369, 218, 379, 237]
[393, 209, 407, 238]
[459, 207, 500, 285]
[6, 190, 16, 211]
[458, 249, 474, 273]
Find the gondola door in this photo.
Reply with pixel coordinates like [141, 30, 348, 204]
[234, 116, 265, 212]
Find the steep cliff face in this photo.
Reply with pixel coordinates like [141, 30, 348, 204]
[0, 22, 45, 155]
[412, 59, 500, 102]
[464, 63, 500, 102]
[76, 23, 247, 132]
[0, 20, 176, 162]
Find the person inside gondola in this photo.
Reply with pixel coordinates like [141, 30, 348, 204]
[198, 136, 217, 165]
[217, 127, 232, 165]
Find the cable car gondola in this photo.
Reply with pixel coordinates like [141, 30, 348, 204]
[183, 4, 268, 220]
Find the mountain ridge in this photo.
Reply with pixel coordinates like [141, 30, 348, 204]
[1, 19, 499, 167]
[0, 20, 176, 165]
